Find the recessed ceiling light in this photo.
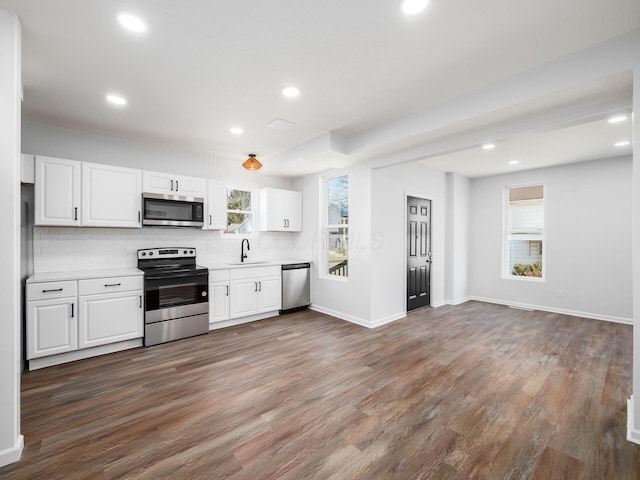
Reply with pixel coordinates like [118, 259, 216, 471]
[482, 143, 496, 150]
[401, 0, 429, 15]
[118, 13, 147, 33]
[282, 86, 300, 98]
[608, 115, 629, 124]
[509, 160, 520, 165]
[106, 94, 127, 106]
[229, 127, 244, 135]
[614, 140, 631, 147]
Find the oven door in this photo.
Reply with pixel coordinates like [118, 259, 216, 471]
[142, 193, 204, 227]
[144, 270, 208, 324]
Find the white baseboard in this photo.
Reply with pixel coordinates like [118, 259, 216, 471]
[628, 397, 640, 445]
[28, 339, 143, 371]
[470, 296, 632, 325]
[0, 434, 23, 468]
[370, 312, 406, 328]
[309, 304, 373, 328]
[209, 311, 279, 330]
[447, 296, 472, 306]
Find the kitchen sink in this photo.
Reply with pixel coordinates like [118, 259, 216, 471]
[227, 261, 271, 265]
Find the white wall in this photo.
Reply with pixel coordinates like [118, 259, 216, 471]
[296, 165, 373, 326]
[369, 162, 448, 323]
[0, 9, 23, 467]
[469, 156, 633, 322]
[23, 120, 305, 271]
[445, 173, 470, 304]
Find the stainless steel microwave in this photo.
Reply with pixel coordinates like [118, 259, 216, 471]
[142, 193, 205, 227]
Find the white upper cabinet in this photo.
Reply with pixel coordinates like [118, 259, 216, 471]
[204, 181, 227, 230]
[259, 188, 302, 232]
[82, 162, 142, 228]
[142, 170, 207, 198]
[34, 156, 82, 226]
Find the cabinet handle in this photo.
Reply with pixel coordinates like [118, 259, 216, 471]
[226, 285, 229, 296]
[138, 211, 141, 223]
[283, 219, 286, 228]
[71, 303, 75, 318]
[209, 214, 212, 226]
[171, 179, 174, 191]
[286, 219, 289, 228]
[258, 281, 262, 292]
[42, 288, 63, 293]
[254, 282, 258, 292]
[139, 295, 142, 308]
[104, 283, 121, 287]
[176, 180, 179, 191]
[74, 207, 78, 221]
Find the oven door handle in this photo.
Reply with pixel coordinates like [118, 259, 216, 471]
[144, 271, 209, 281]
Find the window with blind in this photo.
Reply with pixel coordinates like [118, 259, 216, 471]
[504, 185, 544, 279]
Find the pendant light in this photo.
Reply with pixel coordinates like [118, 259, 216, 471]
[242, 154, 262, 171]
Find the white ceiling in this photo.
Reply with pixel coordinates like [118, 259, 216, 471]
[1, 0, 639, 177]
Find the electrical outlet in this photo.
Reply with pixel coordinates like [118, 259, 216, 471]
[556, 289, 564, 298]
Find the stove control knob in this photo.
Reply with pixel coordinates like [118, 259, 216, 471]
[189, 250, 194, 254]
[141, 252, 146, 256]
[202, 291, 207, 297]
[183, 250, 187, 254]
[149, 252, 153, 256]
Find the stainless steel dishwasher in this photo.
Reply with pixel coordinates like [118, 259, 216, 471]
[281, 263, 311, 313]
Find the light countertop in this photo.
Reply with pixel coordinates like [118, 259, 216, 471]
[205, 259, 311, 270]
[27, 268, 143, 284]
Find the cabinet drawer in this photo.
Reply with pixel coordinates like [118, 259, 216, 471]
[210, 269, 230, 282]
[230, 265, 281, 280]
[27, 281, 77, 301]
[79, 275, 143, 296]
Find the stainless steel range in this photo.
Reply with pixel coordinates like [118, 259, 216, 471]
[137, 247, 209, 346]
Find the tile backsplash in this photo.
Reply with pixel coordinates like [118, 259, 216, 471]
[33, 226, 312, 273]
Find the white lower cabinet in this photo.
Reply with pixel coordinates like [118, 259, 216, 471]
[26, 273, 144, 367]
[27, 297, 78, 359]
[78, 276, 143, 348]
[79, 290, 143, 349]
[209, 269, 230, 323]
[228, 266, 282, 320]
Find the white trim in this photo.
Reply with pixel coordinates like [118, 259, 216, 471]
[445, 296, 472, 306]
[502, 183, 546, 281]
[470, 296, 632, 325]
[28, 339, 142, 371]
[0, 434, 23, 468]
[370, 312, 406, 328]
[209, 311, 279, 330]
[628, 397, 640, 445]
[310, 304, 372, 328]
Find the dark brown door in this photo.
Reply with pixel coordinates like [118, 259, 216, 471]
[407, 196, 431, 311]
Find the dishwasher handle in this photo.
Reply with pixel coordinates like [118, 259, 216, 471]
[282, 263, 311, 271]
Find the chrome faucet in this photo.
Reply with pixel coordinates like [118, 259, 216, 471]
[241, 238, 250, 262]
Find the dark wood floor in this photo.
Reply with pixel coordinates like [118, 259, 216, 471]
[2, 301, 639, 479]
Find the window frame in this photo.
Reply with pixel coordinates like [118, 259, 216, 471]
[222, 186, 256, 237]
[321, 172, 349, 281]
[502, 183, 546, 282]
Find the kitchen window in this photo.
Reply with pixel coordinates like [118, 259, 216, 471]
[324, 174, 349, 278]
[504, 184, 544, 280]
[225, 188, 252, 235]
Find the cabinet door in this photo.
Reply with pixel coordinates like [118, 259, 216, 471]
[229, 279, 258, 319]
[142, 170, 174, 194]
[210, 281, 230, 322]
[175, 175, 207, 197]
[34, 156, 81, 226]
[27, 298, 77, 359]
[82, 162, 142, 228]
[257, 275, 282, 312]
[259, 188, 285, 231]
[205, 181, 227, 230]
[78, 291, 144, 349]
[285, 190, 303, 231]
